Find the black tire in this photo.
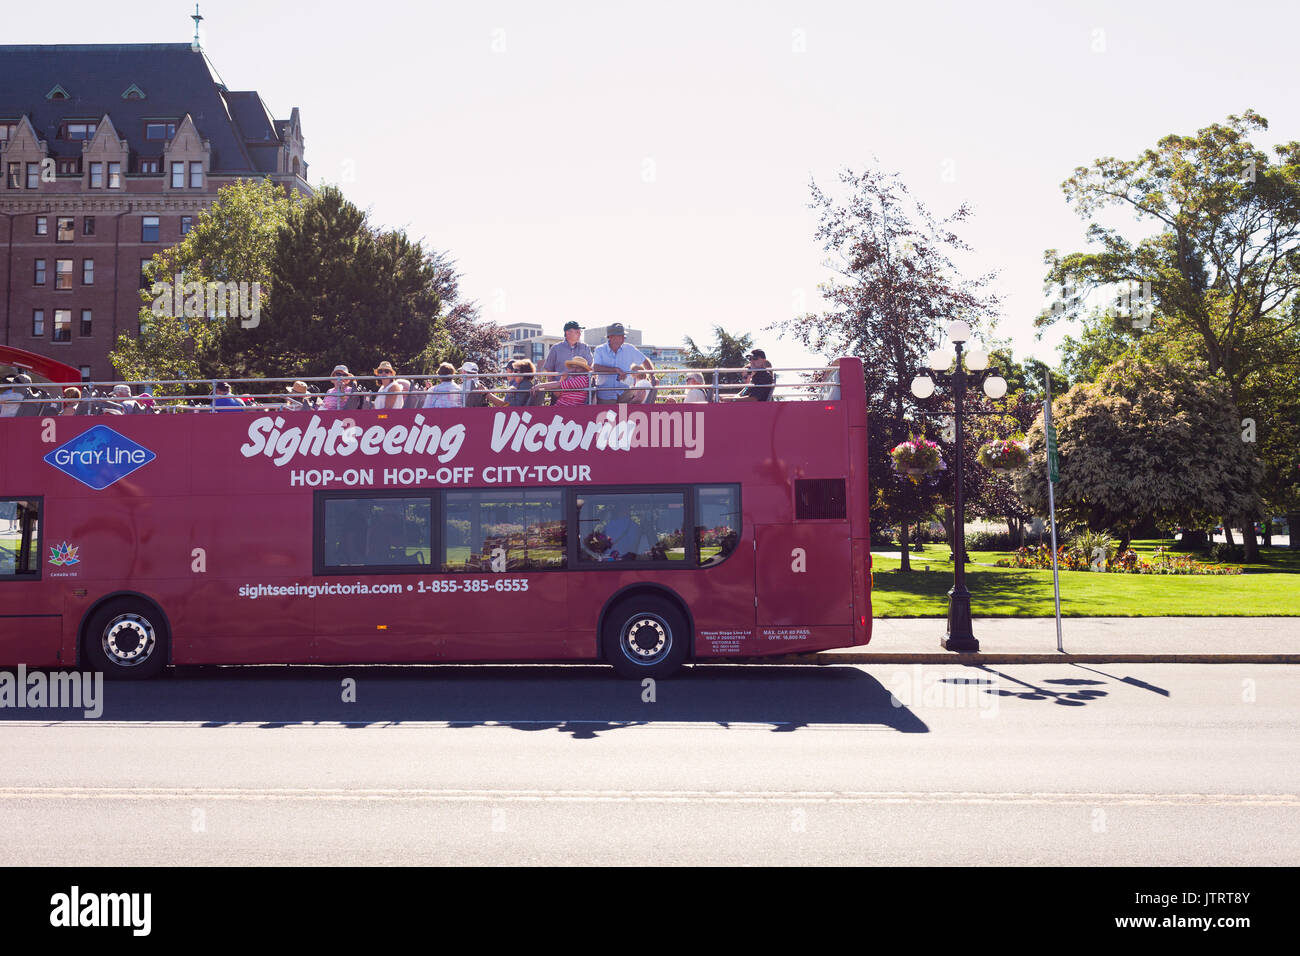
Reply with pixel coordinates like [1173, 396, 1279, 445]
[601, 593, 689, 680]
[82, 598, 169, 680]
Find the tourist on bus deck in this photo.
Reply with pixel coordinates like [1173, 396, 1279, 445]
[60, 386, 81, 416]
[543, 321, 595, 381]
[460, 362, 490, 407]
[727, 350, 775, 402]
[213, 382, 244, 411]
[683, 371, 710, 404]
[322, 365, 355, 411]
[487, 361, 539, 407]
[285, 381, 314, 410]
[424, 363, 463, 408]
[0, 376, 25, 417]
[623, 363, 659, 404]
[592, 323, 653, 403]
[533, 356, 592, 406]
[373, 361, 403, 409]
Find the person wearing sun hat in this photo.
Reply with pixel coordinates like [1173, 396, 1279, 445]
[533, 355, 593, 406]
[322, 365, 356, 411]
[373, 360, 403, 409]
[284, 380, 313, 410]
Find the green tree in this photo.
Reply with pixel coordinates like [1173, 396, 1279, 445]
[779, 164, 1001, 569]
[1039, 110, 1300, 559]
[682, 325, 754, 394]
[240, 185, 444, 381]
[110, 178, 297, 388]
[1015, 355, 1262, 551]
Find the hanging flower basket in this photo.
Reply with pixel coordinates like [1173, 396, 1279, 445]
[977, 439, 1030, 472]
[890, 439, 944, 482]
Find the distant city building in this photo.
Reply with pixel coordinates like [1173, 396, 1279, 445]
[0, 43, 310, 380]
[496, 322, 560, 370]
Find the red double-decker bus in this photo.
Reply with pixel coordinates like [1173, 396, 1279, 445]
[0, 352, 871, 679]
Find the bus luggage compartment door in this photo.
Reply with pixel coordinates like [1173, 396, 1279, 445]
[0, 616, 63, 667]
[755, 524, 853, 629]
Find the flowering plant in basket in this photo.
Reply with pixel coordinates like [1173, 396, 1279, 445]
[890, 439, 944, 477]
[976, 439, 1030, 471]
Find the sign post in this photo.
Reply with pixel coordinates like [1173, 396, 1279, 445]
[1044, 375, 1063, 653]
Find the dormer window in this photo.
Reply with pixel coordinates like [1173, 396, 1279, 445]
[121, 83, 146, 101]
[0, 123, 16, 142]
[61, 122, 97, 140]
[46, 84, 71, 101]
[145, 122, 176, 141]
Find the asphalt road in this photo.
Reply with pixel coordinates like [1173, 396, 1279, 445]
[1, 663, 1297, 865]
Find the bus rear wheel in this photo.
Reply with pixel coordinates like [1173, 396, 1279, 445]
[82, 598, 169, 680]
[602, 594, 689, 680]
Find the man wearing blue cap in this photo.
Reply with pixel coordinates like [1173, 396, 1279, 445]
[542, 320, 595, 381]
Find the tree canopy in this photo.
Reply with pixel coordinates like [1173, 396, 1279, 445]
[1015, 355, 1261, 548]
[780, 164, 1001, 567]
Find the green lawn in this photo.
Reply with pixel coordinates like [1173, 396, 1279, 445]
[871, 540, 1300, 617]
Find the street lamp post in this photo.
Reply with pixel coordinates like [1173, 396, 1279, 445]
[910, 320, 1007, 653]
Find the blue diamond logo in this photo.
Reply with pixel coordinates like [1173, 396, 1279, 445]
[43, 425, 157, 490]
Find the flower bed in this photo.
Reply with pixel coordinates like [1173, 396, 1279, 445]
[995, 544, 1242, 575]
[977, 439, 1029, 471]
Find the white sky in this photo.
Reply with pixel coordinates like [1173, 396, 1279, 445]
[11, 0, 1300, 368]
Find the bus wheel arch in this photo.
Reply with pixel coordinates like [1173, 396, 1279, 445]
[79, 592, 172, 680]
[598, 585, 693, 680]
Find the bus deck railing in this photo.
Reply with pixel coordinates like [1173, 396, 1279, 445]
[0, 365, 845, 415]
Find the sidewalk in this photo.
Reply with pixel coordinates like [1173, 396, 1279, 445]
[765, 617, 1300, 665]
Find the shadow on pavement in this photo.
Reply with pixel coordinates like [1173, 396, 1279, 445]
[0, 664, 929, 736]
[977, 665, 1109, 706]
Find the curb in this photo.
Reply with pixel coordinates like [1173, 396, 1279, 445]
[734, 653, 1300, 665]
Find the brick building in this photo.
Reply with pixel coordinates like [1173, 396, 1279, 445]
[0, 43, 309, 381]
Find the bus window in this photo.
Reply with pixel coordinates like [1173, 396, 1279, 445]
[577, 491, 685, 564]
[695, 485, 740, 566]
[443, 489, 565, 572]
[321, 497, 431, 569]
[0, 499, 40, 577]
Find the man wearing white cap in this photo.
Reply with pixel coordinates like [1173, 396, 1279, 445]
[460, 361, 489, 407]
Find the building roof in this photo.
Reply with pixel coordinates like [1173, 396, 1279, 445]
[0, 43, 292, 175]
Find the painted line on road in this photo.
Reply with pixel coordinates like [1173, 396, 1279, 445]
[0, 720, 892, 731]
[753, 654, 1300, 665]
[0, 787, 1296, 807]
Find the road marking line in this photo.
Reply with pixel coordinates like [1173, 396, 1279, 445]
[0, 787, 1296, 806]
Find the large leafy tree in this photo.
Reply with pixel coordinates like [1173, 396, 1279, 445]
[1015, 355, 1261, 551]
[779, 164, 1000, 569]
[1039, 110, 1300, 558]
[111, 178, 297, 387]
[238, 185, 445, 380]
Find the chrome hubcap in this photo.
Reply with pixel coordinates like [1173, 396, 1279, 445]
[102, 613, 155, 666]
[622, 614, 669, 663]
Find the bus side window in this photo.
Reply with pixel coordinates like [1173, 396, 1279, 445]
[695, 485, 740, 566]
[0, 499, 41, 576]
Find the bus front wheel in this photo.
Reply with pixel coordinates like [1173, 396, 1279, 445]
[602, 594, 689, 680]
[82, 598, 169, 680]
